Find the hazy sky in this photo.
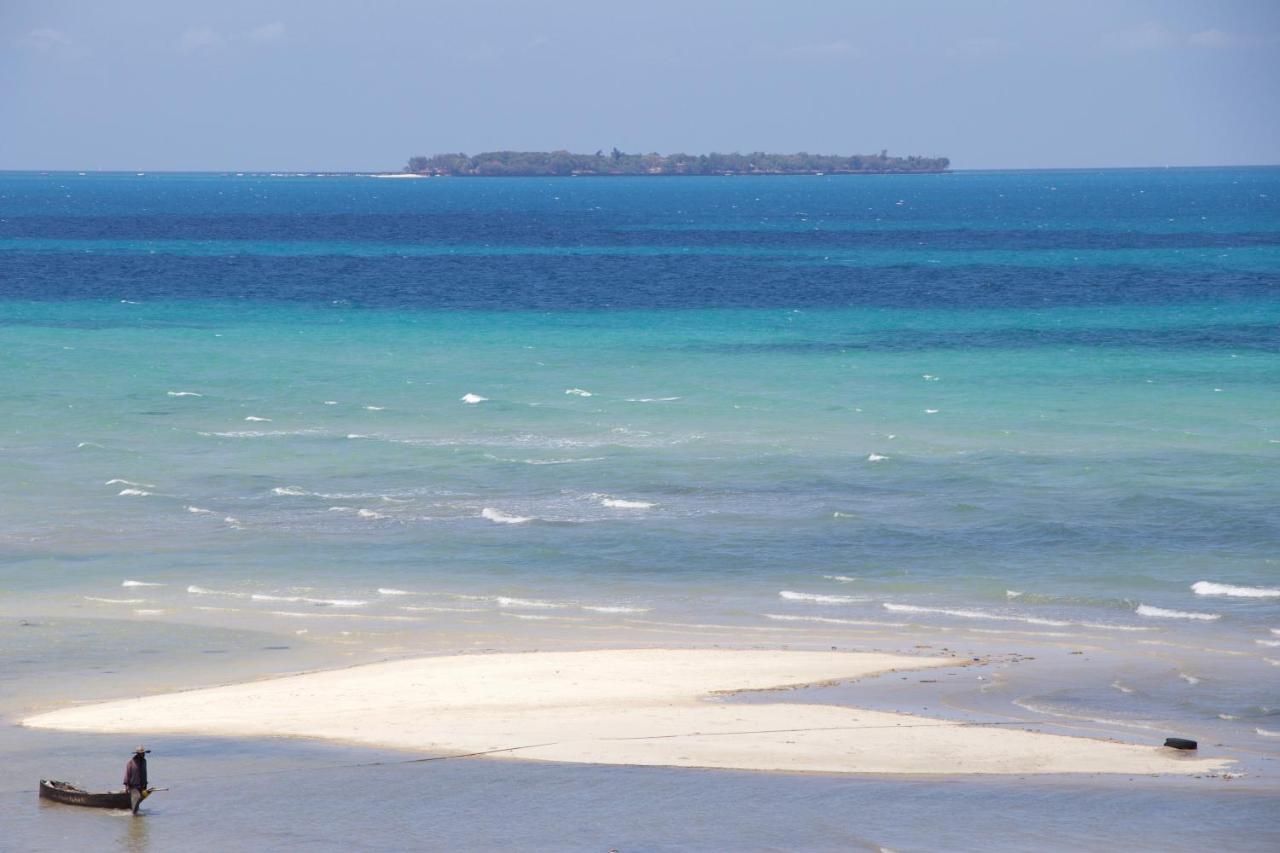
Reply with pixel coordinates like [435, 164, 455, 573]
[3, 0, 1277, 170]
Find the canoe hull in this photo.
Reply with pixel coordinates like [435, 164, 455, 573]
[39, 780, 132, 809]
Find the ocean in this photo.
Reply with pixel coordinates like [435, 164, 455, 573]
[1, 168, 1278, 850]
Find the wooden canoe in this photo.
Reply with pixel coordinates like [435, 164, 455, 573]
[39, 779, 142, 809]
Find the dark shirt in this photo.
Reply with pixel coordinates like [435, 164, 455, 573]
[123, 756, 147, 790]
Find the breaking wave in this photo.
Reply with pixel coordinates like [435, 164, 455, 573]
[763, 614, 907, 627]
[481, 508, 532, 524]
[1191, 581, 1280, 598]
[187, 585, 243, 597]
[251, 594, 367, 607]
[779, 590, 864, 604]
[884, 603, 1153, 631]
[495, 596, 568, 609]
[1135, 604, 1221, 621]
[599, 497, 655, 509]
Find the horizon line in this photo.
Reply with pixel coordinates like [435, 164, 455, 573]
[2, 163, 1279, 175]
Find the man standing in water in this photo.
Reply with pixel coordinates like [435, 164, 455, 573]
[123, 746, 149, 814]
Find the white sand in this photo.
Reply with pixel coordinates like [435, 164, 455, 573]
[23, 649, 1228, 775]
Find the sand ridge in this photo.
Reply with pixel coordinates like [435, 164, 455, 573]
[22, 649, 1230, 776]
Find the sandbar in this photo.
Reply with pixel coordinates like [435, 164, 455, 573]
[22, 649, 1229, 775]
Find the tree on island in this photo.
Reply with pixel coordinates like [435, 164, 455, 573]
[404, 150, 948, 176]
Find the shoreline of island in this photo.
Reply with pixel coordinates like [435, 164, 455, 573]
[402, 149, 950, 177]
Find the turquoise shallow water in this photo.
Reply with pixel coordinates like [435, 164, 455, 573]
[1, 169, 1278, 848]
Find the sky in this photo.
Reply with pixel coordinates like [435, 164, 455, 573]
[2, 0, 1278, 171]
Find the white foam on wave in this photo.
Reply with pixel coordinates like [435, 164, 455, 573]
[117, 488, 152, 497]
[357, 509, 390, 520]
[1192, 581, 1280, 598]
[251, 594, 367, 607]
[1179, 673, 1201, 685]
[1266, 658, 1280, 667]
[266, 610, 418, 622]
[324, 400, 338, 405]
[77, 442, 104, 449]
[1256, 639, 1280, 647]
[187, 585, 243, 597]
[624, 396, 682, 402]
[922, 374, 940, 381]
[1006, 590, 1023, 599]
[1110, 680, 1135, 694]
[84, 596, 145, 605]
[187, 506, 214, 514]
[461, 393, 488, 404]
[481, 508, 532, 524]
[378, 588, 414, 596]
[764, 613, 907, 628]
[780, 590, 864, 604]
[123, 580, 163, 587]
[400, 605, 485, 613]
[823, 575, 856, 583]
[522, 457, 605, 465]
[107, 479, 154, 488]
[495, 596, 568, 609]
[1136, 604, 1221, 621]
[884, 602, 1153, 631]
[244, 416, 272, 422]
[565, 388, 593, 397]
[581, 605, 650, 614]
[167, 391, 202, 397]
[132, 609, 165, 616]
[200, 429, 323, 438]
[504, 613, 553, 620]
[924, 408, 939, 414]
[831, 511, 856, 518]
[600, 497, 655, 509]
[867, 453, 889, 462]
[1256, 727, 1280, 738]
[364, 405, 385, 411]
[272, 486, 310, 496]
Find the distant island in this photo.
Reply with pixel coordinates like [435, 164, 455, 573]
[403, 149, 949, 177]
